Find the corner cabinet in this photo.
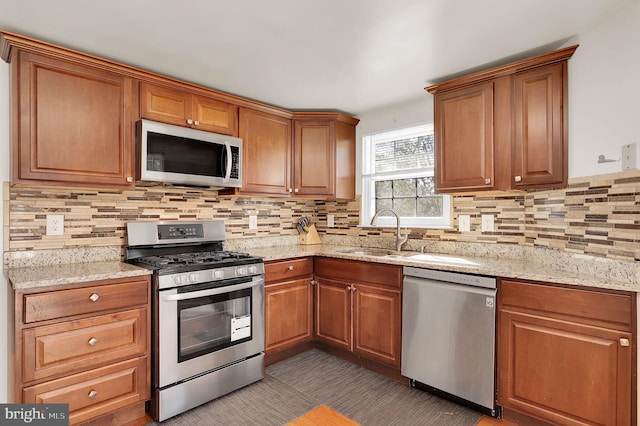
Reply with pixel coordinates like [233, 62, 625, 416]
[140, 81, 238, 136]
[264, 258, 315, 364]
[226, 109, 358, 198]
[428, 45, 577, 193]
[497, 278, 635, 426]
[7, 49, 135, 187]
[314, 258, 402, 368]
[12, 276, 151, 425]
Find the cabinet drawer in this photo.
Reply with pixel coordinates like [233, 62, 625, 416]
[23, 308, 148, 383]
[23, 278, 149, 323]
[314, 258, 402, 289]
[499, 279, 633, 330]
[23, 357, 148, 426]
[265, 258, 313, 283]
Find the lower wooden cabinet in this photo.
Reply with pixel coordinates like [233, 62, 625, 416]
[314, 258, 402, 368]
[497, 278, 635, 426]
[264, 258, 314, 359]
[12, 275, 151, 425]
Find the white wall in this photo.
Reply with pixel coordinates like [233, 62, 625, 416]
[0, 60, 9, 402]
[355, 0, 640, 183]
[567, 0, 640, 177]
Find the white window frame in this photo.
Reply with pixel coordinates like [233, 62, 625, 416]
[361, 124, 451, 229]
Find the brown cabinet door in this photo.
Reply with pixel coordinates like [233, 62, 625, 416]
[238, 108, 292, 195]
[192, 94, 237, 135]
[23, 357, 148, 426]
[140, 82, 191, 127]
[293, 120, 335, 196]
[352, 283, 401, 367]
[14, 51, 134, 187]
[315, 277, 351, 351]
[498, 279, 633, 425]
[434, 81, 495, 191]
[498, 310, 632, 426]
[264, 278, 313, 354]
[513, 62, 566, 188]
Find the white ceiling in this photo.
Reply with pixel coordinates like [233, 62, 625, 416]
[0, 0, 629, 116]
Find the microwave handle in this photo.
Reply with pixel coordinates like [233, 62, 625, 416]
[224, 142, 232, 182]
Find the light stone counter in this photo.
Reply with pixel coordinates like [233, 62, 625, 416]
[5, 261, 152, 290]
[249, 244, 640, 293]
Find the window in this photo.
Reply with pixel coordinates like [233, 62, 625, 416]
[361, 124, 451, 228]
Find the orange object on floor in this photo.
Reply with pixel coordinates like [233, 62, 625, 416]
[287, 405, 360, 426]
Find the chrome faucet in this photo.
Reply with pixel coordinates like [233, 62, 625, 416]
[370, 208, 408, 252]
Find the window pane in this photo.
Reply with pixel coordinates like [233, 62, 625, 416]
[375, 198, 393, 212]
[393, 198, 416, 216]
[416, 177, 435, 196]
[375, 180, 393, 198]
[374, 134, 434, 173]
[418, 196, 443, 217]
[393, 179, 416, 197]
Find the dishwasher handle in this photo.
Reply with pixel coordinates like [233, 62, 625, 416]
[403, 275, 497, 298]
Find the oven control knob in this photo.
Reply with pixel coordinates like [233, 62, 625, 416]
[236, 266, 247, 276]
[188, 273, 200, 283]
[173, 275, 183, 285]
[248, 265, 258, 274]
[214, 270, 225, 280]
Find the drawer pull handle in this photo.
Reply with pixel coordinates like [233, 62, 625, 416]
[620, 338, 630, 347]
[88, 337, 98, 346]
[88, 390, 98, 399]
[89, 293, 100, 302]
[288, 265, 294, 271]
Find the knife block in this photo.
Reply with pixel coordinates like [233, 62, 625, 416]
[299, 224, 321, 245]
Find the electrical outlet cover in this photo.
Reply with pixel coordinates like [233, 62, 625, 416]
[248, 215, 258, 230]
[327, 214, 335, 228]
[481, 214, 495, 232]
[458, 214, 470, 232]
[46, 214, 64, 236]
[621, 143, 637, 170]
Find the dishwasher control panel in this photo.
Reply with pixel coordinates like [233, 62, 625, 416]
[403, 266, 496, 289]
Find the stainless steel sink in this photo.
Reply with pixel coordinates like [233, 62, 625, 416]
[336, 248, 400, 257]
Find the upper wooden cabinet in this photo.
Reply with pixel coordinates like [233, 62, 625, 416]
[427, 45, 577, 193]
[229, 110, 358, 198]
[140, 82, 238, 136]
[293, 114, 358, 199]
[8, 49, 135, 187]
[237, 107, 293, 195]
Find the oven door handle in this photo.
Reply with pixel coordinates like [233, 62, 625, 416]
[161, 280, 261, 301]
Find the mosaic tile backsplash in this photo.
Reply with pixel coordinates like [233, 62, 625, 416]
[4, 170, 640, 263]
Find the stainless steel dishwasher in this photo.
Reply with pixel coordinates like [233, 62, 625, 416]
[401, 266, 498, 417]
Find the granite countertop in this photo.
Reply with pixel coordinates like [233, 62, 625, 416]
[5, 261, 152, 290]
[250, 244, 640, 293]
[4, 242, 638, 293]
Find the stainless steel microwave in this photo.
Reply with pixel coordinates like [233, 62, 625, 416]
[136, 119, 242, 188]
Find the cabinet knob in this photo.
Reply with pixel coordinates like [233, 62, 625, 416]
[187, 118, 193, 125]
[620, 338, 630, 347]
[88, 390, 98, 399]
[310, 279, 316, 286]
[514, 175, 522, 183]
[89, 293, 100, 302]
[288, 265, 294, 271]
[288, 188, 293, 193]
[484, 178, 491, 185]
[126, 176, 133, 183]
[294, 188, 299, 193]
[194, 120, 200, 126]
[88, 337, 98, 346]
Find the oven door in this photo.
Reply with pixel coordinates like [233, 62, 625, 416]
[157, 275, 264, 388]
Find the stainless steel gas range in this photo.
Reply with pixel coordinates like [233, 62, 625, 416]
[125, 220, 265, 422]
